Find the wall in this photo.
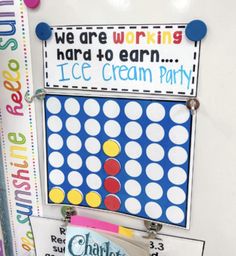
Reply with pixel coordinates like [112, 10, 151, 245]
[28, 1, 236, 255]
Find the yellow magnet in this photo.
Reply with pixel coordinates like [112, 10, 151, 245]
[103, 139, 121, 157]
[67, 189, 83, 205]
[49, 187, 65, 204]
[86, 191, 102, 208]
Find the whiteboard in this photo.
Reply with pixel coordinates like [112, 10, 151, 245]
[27, 0, 236, 255]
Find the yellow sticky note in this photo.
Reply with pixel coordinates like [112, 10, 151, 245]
[118, 226, 134, 238]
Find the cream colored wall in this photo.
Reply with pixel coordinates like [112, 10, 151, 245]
[28, 1, 236, 255]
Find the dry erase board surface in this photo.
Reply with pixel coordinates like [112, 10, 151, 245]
[27, 0, 236, 255]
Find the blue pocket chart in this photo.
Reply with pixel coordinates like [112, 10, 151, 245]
[44, 93, 194, 227]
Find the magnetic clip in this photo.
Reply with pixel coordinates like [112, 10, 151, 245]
[24, 88, 46, 103]
[61, 206, 76, 227]
[186, 98, 200, 115]
[144, 221, 163, 240]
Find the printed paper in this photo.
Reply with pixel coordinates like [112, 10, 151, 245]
[44, 24, 200, 97]
[30, 216, 66, 256]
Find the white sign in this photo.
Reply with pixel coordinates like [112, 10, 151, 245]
[30, 217, 205, 256]
[43, 24, 200, 97]
[30, 217, 66, 256]
[149, 235, 205, 256]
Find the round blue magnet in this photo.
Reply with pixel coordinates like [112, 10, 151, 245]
[185, 20, 207, 41]
[35, 22, 52, 41]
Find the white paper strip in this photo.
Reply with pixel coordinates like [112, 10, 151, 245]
[0, 1, 43, 255]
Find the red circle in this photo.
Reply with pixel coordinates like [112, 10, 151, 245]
[104, 177, 121, 194]
[104, 194, 121, 211]
[104, 158, 121, 176]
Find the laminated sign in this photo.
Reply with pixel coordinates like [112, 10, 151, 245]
[43, 24, 200, 96]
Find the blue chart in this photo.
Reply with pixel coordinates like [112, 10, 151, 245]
[44, 94, 193, 227]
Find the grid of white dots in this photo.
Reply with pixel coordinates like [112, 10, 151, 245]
[122, 101, 190, 223]
[46, 97, 191, 225]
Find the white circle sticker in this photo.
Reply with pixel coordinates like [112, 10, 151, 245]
[170, 104, 190, 124]
[166, 206, 185, 224]
[145, 183, 163, 200]
[125, 160, 142, 177]
[146, 163, 164, 181]
[49, 169, 65, 185]
[64, 98, 80, 115]
[125, 141, 142, 159]
[104, 120, 121, 138]
[146, 144, 165, 162]
[169, 125, 189, 145]
[86, 174, 102, 190]
[125, 180, 142, 196]
[84, 119, 101, 136]
[124, 102, 143, 120]
[48, 134, 63, 150]
[125, 198, 141, 214]
[49, 152, 64, 168]
[146, 123, 165, 142]
[146, 103, 165, 122]
[103, 100, 120, 118]
[85, 137, 101, 154]
[168, 167, 187, 185]
[86, 156, 102, 172]
[68, 171, 83, 187]
[65, 117, 81, 134]
[83, 99, 100, 117]
[66, 135, 82, 152]
[168, 146, 188, 165]
[46, 97, 61, 114]
[125, 122, 143, 140]
[47, 116, 62, 132]
[67, 153, 82, 170]
[145, 202, 162, 219]
[167, 187, 186, 205]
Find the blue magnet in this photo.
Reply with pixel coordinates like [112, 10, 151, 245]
[185, 20, 207, 41]
[35, 22, 52, 41]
